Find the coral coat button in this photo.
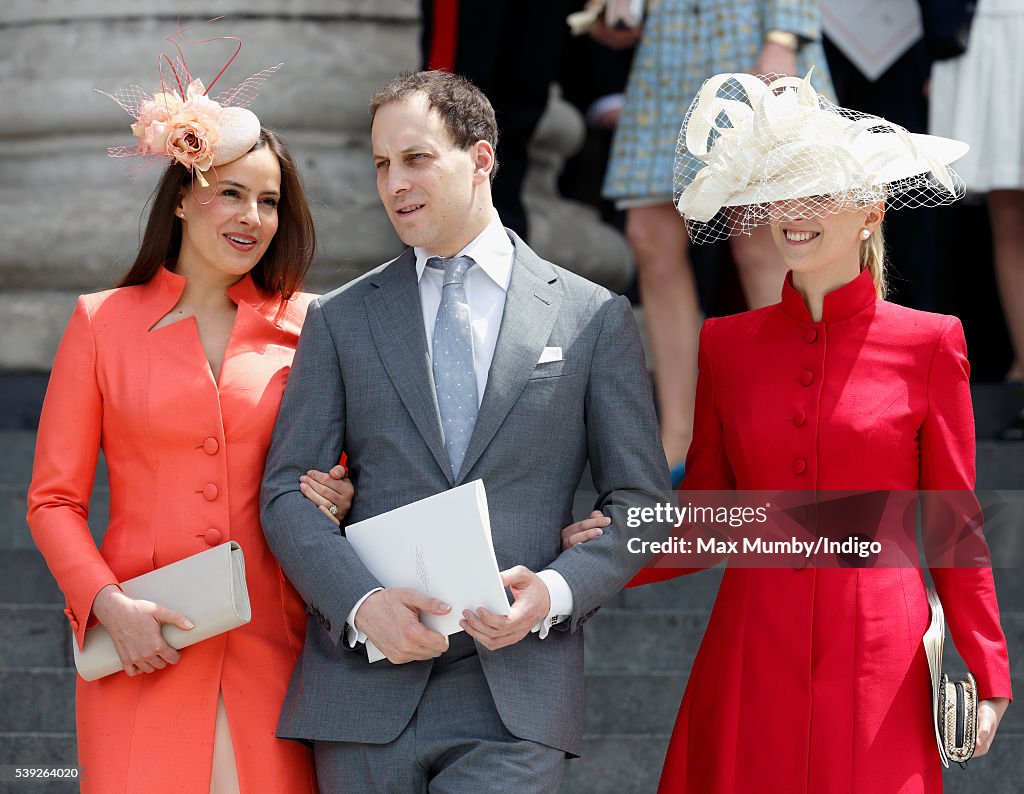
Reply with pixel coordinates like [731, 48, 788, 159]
[204, 528, 223, 546]
[203, 483, 219, 501]
[799, 370, 814, 386]
[203, 437, 219, 455]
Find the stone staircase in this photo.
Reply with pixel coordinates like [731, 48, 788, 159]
[0, 384, 1021, 793]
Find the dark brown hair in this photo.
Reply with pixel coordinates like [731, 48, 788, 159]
[369, 70, 500, 181]
[116, 128, 315, 299]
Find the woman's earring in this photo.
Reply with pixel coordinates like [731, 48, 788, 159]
[859, 228, 871, 240]
[177, 211, 186, 220]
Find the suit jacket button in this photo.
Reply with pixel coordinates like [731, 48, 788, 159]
[804, 328, 818, 344]
[203, 437, 220, 455]
[203, 528, 223, 546]
[793, 458, 807, 475]
[792, 410, 807, 427]
[323, 619, 332, 632]
[799, 370, 814, 387]
[202, 483, 219, 501]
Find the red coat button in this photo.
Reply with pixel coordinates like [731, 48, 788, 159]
[204, 528, 223, 546]
[202, 483, 219, 501]
[793, 410, 807, 427]
[793, 458, 807, 475]
[804, 328, 818, 344]
[203, 437, 219, 455]
[799, 370, 814, 386]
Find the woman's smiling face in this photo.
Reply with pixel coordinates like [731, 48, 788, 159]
[175, 145, 282, 280]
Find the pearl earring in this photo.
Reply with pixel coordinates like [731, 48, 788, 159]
[860, 228, 871, 240]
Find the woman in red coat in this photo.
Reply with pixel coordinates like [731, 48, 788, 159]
[27, 47, 351, 792]
[571, 73, 1013, 792]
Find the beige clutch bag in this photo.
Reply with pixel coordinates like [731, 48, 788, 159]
[73, 541, 251, 681]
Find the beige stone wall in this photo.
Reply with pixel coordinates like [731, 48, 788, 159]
[0, 0, 632, 371]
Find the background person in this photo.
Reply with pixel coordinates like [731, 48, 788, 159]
[601, 0, 834, 480]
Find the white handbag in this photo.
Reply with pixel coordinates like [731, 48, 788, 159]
[73, 541, 252, 681]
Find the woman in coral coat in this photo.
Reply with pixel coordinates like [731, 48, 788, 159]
[570, 73, 1014, 792]
[27, 114, 350, 791]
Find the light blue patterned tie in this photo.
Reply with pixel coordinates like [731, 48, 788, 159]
[428, 255, 478, 477]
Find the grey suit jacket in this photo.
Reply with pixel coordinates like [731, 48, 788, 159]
[260, 232, 670, 756]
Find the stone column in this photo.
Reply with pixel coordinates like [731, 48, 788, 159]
[0, 0, 632, 372]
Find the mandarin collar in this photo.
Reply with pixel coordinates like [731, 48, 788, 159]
[780, 267, 877, 324]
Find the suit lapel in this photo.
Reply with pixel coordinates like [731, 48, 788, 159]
[457, 236, 561, 483]
[365, 250, 454, 484]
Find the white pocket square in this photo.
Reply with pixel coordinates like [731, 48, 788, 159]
[538, 346, 563, 364]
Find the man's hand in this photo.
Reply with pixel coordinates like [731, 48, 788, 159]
[461, 566, 551, 651]
[975, 697, 1010, 757]
[355, 588, 450, 664]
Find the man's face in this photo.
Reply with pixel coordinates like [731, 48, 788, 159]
[371, 92, 492, 257]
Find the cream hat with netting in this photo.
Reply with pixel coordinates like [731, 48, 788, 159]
[674, 70, 969, 244]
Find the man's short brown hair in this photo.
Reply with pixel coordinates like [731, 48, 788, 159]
[369, 70, 500, 181]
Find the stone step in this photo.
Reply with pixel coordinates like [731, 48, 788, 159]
[584, 673, 685, 736]
[560, 733, 1024, 794]
[0, 551, 63, 604]
[977, 441, 1024, 490]
[0, 373, 48, 432]
[584, 611, 708, 674]
[0, 671, 74, 734]
[0, 732, 78, 794]
[0, 483, 108, 551]
[0, 606, 70, 670]
[0, 431, 37, 486]
[610, 565, 725, 611]
[972, 382, 1024, 441]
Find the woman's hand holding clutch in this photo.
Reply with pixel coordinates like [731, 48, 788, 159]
[91, 584, 194, 676]
[976, 697, 1010, 757]
[299, 464, 354, 526]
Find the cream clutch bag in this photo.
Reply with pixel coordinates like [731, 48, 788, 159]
[73, 541, 252, 681]
[924, 587, 979, 767]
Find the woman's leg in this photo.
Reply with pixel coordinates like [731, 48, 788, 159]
[731, 224, 789, 310]
[625, 203, 702, 466]
[988, 190, 1024, 381]
[210, 692, 240, 794]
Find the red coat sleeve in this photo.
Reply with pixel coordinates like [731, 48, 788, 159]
[923, 317, 1012, 701]
[629, 320, 734, 587]
[26, 296, 119, 650]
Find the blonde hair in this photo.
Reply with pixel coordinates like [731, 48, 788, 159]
[859, 224, 887, 299]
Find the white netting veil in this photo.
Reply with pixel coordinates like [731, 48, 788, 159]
[674, 71, 969, 244]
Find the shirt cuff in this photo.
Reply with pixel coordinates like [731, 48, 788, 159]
[532, 570, 574, 640]
[345, 587, 384, 648]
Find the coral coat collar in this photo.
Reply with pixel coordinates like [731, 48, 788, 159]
[146, 263, 284, 328]
[780, 267, 877, 324]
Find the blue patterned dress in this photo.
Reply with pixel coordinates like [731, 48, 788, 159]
[604, 0, 835, 202]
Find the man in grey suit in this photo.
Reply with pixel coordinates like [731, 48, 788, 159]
[261, 70, 670, 792]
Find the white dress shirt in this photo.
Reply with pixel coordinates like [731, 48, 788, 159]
[345, 212, 573, 648]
